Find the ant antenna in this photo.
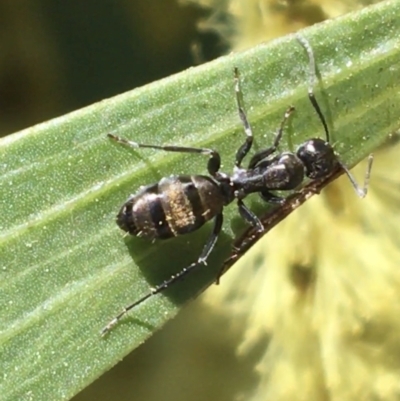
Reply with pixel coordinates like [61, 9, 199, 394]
[296, 33, 373, 198]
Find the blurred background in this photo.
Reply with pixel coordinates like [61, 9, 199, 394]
[0, 0, 224, 137]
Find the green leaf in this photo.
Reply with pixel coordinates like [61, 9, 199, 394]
[1, 1, 400, 399]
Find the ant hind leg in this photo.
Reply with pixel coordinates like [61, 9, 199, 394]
[107, 133, 222, 177]
[101, 212, 224, 335]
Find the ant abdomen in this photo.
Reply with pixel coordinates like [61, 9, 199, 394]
[116, 175, 225, 240]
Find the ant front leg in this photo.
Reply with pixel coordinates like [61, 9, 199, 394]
[339, 154, 374, 198]
[248, 106, 295, 169]
[101, 213, 223, 335]
[107, 134, 221, 177]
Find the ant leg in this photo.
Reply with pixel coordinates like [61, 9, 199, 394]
[339, 154, 374, 198]
[237, 199, 264, 232]
[107, 133, 221, 176]
[259, 189, 286, 204]
[233, 67, 254, 168]
[101, 213, 223, 335]
[296, 34, 330, 142]
[248, 106, 295, 169]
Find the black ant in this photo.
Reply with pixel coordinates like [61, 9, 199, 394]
[101, 36, 373, 335]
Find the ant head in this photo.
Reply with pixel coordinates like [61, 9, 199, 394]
[296, 138, 337, 179]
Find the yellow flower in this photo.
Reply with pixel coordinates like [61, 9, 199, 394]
[182, 0, 384, 49]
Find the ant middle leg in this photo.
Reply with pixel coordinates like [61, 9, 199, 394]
[107, 133, 221, 176]
[237, 199, 264, 232]
[248, 106, 295, 169]
[101, 212, 223, 335]
[259, 189, 286, 204]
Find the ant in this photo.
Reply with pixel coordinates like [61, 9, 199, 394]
[101, 35, 373, 335]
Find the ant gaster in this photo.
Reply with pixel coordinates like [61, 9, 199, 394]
[102, 36, 373, 335]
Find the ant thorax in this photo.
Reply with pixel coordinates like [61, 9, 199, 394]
[231, 165, 248, 181]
